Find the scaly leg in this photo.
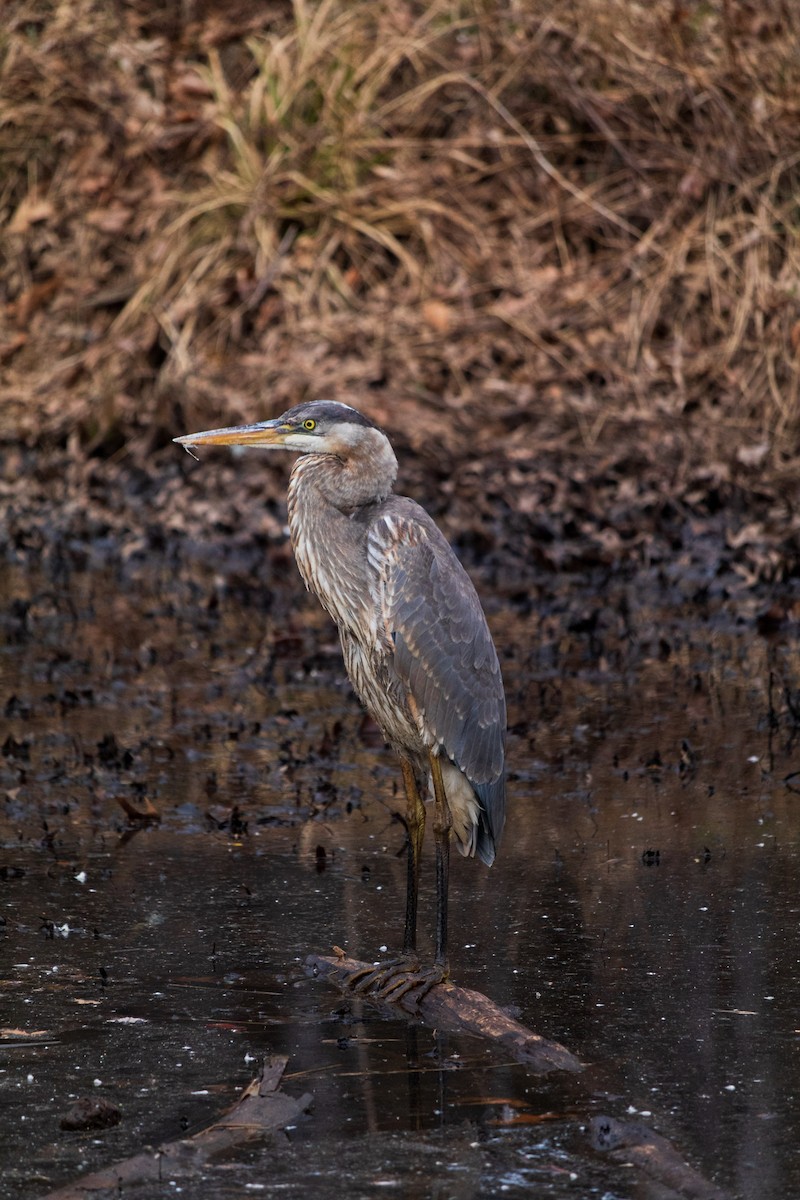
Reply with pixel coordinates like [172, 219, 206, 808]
[378, 754, 450, 1000]
[347, 756, 447, 1009]
[346, 758, 425, 995]
[429, 752, 451, 971]
[401, 758, 426, 954]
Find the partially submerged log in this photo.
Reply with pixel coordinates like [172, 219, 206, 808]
[41, 1057, 312, 1199]
[306, 952, 582, 1075]
[590, 1115, 730, 1200]
[308, 954, 729, 1196]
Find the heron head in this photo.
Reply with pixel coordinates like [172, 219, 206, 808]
[174, 400, 382, 457]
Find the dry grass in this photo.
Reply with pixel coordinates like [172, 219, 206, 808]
[2, 0, 800, 473]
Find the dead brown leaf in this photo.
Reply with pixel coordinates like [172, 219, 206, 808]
[116, 795, 161, 822]
[422, 299, 453, 334]
[86, 205, 134, 234]
[14, 277, 61, 326]
[8, 195, 54, 234]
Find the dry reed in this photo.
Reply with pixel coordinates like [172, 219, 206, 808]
[2, 0, 799, 474]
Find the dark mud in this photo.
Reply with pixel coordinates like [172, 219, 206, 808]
[2, 541, 800, 1199]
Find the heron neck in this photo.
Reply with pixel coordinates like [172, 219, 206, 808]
[289, 429, 398, 514]
[286, 433, 397, 627]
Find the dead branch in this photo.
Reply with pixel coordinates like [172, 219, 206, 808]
[590, 1115, 730, 1200]
[39, 1057, 312, 1199]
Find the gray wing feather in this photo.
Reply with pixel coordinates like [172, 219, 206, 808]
[369, 501, 506, 793]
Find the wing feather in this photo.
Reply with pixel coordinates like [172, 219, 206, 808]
[368, 501, 506, 792]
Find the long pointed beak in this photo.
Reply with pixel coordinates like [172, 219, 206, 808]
[173, 420, 290, 451]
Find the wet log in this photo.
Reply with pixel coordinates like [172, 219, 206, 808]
[40, 1057, 312, 1199]
[590, 1115, 730, 1200]
[306, 952, 582, 1075]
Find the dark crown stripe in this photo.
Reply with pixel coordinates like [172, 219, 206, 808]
[279, 400, 378, 429]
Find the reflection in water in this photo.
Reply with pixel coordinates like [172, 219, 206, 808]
[1, 561, 798, 1198]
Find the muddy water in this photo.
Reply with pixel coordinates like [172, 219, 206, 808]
[1, 556, 799, 1199]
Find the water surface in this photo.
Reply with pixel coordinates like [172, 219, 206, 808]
[1, 558, 798, 1198]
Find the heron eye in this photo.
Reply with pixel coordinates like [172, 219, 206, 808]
[302, 419, 317, 431]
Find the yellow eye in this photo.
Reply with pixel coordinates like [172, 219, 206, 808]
[302, 419, 316, 431]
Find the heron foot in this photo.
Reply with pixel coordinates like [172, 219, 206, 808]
[348, 955, 448, 1011]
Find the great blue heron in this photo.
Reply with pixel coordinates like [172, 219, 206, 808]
[175, 401, 506, 988]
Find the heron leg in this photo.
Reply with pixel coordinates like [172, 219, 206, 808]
[401, 758, 426, 954]
[429, 752, 451, 970]
[341, 758, 444, 1010]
